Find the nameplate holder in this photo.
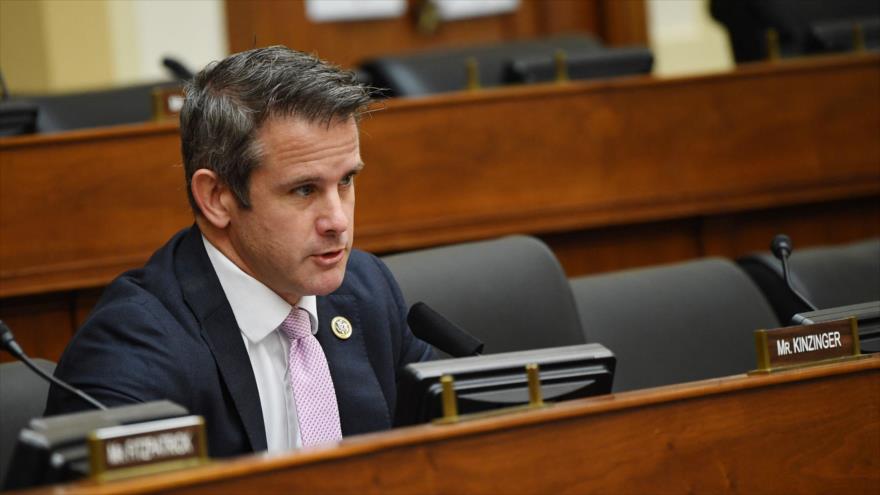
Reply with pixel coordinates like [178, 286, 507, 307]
[88, 415, 208, 482]
[152, 87, 185, 121]
[751, 317, 866, 374]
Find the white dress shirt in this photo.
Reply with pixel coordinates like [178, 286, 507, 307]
[202, 235, 319, 453]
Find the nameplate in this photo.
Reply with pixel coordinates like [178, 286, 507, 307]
[752, 317, 863, 374]
[152, 87, 185, 121]
[88, 415, 208, 482]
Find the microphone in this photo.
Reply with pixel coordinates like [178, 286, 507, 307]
[2, 321, 191, 490]
[0, 319, 107, 411]
[162, 57, 194, 81]
[770, 234, 818, 312]
[407, 302, 484, 357]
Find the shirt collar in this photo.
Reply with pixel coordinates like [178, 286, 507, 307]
[202, 235, 318, 343]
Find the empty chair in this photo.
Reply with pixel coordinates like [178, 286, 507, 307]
[571, 258, 779, 392]
[711, 0, 880, 62]
[382, 236, 585, 356]
[738, 238, 880, 325]
[11, 81, 179, 133]
[359, 34, 604, 97]
[0, 359, 55, 488]
[503, 47, 653, 85]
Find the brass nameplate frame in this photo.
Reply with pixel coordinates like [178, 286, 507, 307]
[752, 317, 865, 374]
[152, 87, 185, 121]
[432, 364, 550, 425]
[88, 415, 208, 482]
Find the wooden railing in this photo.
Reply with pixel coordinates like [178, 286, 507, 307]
[19, 356, 880, 494]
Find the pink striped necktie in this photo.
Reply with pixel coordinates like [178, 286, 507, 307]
[280, 307, 342, 447]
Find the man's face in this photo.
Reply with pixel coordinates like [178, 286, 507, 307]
[225, 115, 362, 303]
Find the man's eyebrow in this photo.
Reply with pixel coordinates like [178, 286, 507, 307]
[278, 162, 365, 190]
[279, 175, 318, 190]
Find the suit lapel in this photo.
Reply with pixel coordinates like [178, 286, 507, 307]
[317, 294, 392, 435]
[176, 225, 268, 452]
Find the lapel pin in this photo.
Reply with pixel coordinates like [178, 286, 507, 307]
[331, 316, 353, 340]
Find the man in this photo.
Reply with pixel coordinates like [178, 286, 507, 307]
[44, 46, 433, 457]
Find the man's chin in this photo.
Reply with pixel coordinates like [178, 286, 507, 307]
[308, 266, 347, 296]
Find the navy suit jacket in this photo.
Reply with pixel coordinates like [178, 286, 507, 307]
[44, 225, 432, 457]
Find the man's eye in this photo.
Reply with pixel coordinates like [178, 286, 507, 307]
[340, 174, 355, 187]
[293, 185, 315, 197]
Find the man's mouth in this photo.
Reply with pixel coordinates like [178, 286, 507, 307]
[312, 248, 345, 266]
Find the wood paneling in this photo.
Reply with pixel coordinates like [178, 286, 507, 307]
[548, 197, 880, 278]
[354, 54, 880, 253]
[225, 0, 647, 68]
[0, 292, 73, 363]
[596, 0, 649, 46]
[701, 199, 880, 258]
[1, 55, 878, 361]
[543, 219, 702, 277]
[0, 124, 190, 297]
[26, 356, 880, 494]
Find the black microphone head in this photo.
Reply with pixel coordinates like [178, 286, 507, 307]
[1, 319, 20, 355]
[771, 234, 792, 260]
[162, 57, 194, 81]
[407, 302, 484, 357]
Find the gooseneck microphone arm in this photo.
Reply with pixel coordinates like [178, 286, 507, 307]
[1, 319, 107, 411]
[770, 234, 819, 312]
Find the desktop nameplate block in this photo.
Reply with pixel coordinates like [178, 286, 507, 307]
[152, 86, 185, 121]
[752, 317, 865, 374]
[87, 415, 208, 482]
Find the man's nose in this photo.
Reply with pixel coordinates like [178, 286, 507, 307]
[316, 191, 349, 235]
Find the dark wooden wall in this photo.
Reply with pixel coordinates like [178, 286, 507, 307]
[225, 0, 647, 68]
[1, 54, 878, 363]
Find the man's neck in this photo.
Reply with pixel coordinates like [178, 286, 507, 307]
[196, 217, 303, 307]
[196, 216, 239, 267]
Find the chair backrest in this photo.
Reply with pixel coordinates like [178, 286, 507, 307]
[358, 34, 604, 97]
[571, 258, 779, 392]
[503, 47, 653, 85]
[0, 359, 55, 488]
[382, 235, 585, 356]
[710, 0, 880, 62]
[13, 81, 178, 133]
[737, 238, 880, 324]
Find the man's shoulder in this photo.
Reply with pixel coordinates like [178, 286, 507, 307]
[89, 226, 197, 325]
[337, 249, 395, 296]
[93, 270, 178, 322]
[83, 270, 189, 344]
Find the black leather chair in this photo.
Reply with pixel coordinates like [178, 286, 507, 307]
[711, 0, 880, 62]
[737, 238, 880, 325]
[359, 34, 606, 97]
[571, 258, 779, 392]
[0, 359, 55, 488]
[382, 236, 585, 357]
[8, 80, 180, 134]
[503, 46, 653, 85]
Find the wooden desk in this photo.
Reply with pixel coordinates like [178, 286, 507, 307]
[1, 54, 879, 361]
[23, 356, 880, 494]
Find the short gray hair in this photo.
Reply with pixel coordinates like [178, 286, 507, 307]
[180, 46, 372, 213]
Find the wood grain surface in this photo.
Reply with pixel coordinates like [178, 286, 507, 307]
[19, 356, 879, 495]
[225, 0, 647, 69]
[1, 54, 878, 361]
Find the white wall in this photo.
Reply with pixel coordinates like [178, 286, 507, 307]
[1, 0, 228, 93]
[5, 0, 737, 92]
[108, 0, 228, 85]
[647, 0, 734, 77]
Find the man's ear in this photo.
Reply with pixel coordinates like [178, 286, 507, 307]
[191, 169, 236, 229]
